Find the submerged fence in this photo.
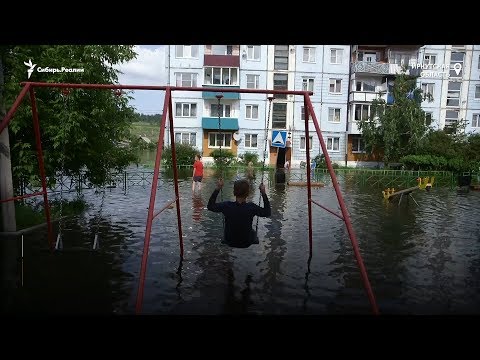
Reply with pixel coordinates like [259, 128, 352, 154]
[16, 167, 462, 198]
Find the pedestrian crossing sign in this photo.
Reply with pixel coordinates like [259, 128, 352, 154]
[271, 130, 287, 148]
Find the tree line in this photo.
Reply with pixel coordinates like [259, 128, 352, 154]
[133, 113, 162, 123]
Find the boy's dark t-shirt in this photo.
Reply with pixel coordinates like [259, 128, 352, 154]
[207, 189, 271, 248]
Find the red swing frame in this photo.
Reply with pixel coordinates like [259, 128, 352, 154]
[0, 82, 379, 315]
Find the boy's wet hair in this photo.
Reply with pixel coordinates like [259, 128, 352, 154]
[233, 179, 250, 198]
[196, 154, 201, 159]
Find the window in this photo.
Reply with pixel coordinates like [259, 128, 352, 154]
[423, 54, 436, 65]
[425, 112, 433, 126]
[445, 110, 459, 126]
[274, 45, 289, 70]
[475, 85, 480, 99]
[212, 45, 233, 55]
[446, 81, 461, 107]
[358, 51, 377, 62]
[472, 114, 480, 128]
[272, 103, 287, 129]
[175, 103, 197, 117]
[246, 74, 260, 89]
[303, 47, 316, 63]
[329, 79, 342, 93]
[354, 104, 370, 121]
[245, 105, 259, 119]
[327, 137, 340, 151]
[478, 54, 480, 70]
[449, 52, 465, 78]
[390, 52, 412, 66]
[245, 134, 258, 148]
[208, 132, 232, 148]
[210, 103, 231, 117]
[204, 67, 238, 85]
[175, 45, 199, 58]
[175, 73, 197, 87]
[175, 132, 196, 146]
[351, 137, 365, 153]
[328, 108, 341, 123]
[300, 106, 313, 121]
[355, 80, 376, 92]
[246, 45, 261, 60]
[421, 83, 435, 100]
[300, 136, 313, 150]
[274, 73, 288, 99]
[330, 48, 343, 64]
[302, 78, 314, 92]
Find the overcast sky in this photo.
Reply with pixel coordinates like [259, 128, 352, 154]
[116, 45, 167, 114]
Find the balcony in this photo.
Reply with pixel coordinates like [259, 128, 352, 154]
[202, 117, 239, 130]
[351, 61, 415, 76]
[350, 91, 381, 102]
[204, 45, 240, 67]
[351, 61, 389, 75]
[202, 86, 240, 100]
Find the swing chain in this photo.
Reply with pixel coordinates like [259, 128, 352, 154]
[56, 89, 70, 249]
[216, 94, 224, 202]
[256, 96, 274, 233]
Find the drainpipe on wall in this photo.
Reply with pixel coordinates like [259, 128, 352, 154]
[345, 45, 353, 167]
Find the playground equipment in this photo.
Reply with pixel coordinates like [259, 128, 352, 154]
[382, 176, 434, 205]
[0, 82, 379, 316]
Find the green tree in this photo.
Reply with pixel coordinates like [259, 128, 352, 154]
[357, 70, 430, 165]
[2, 45, 138, 188]
[162, 143, 198, 167]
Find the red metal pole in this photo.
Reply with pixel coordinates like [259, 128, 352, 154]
[304, 97, 313, 257]
[135, 88, 171, 315]
[0, 191, 44, 203]
[29, 88, 54, 250]
[168, 94, 184, 259]
[310, 199, 344, 221]
[152, 198, 178, 220]
[0, 83, 31, 136]
[19, 82, 313, 96]
[305, 95, 379, 315]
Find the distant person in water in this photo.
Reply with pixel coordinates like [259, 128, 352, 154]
[207, 178, 271, 248]
[192, 154, 204, 193]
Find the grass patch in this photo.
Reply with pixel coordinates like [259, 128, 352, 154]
[130, 122, 160, 143]
[1, 198, 89, 231]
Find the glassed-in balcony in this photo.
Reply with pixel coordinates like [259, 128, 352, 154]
[204, 45, 240, 67]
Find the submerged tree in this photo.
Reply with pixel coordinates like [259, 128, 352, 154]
[357, 69, 431, 165]
[2, 45, 138, 188]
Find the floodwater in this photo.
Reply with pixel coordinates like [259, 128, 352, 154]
[2, 167, 480, 315]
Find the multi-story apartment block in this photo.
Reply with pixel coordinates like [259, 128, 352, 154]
[165, 45, 480, 168]
[346, 45, 422, 166]
[166, 45, 350, 168]
[417, 45, 480, 134]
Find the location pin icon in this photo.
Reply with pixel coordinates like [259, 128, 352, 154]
[453, 63, 462, 76]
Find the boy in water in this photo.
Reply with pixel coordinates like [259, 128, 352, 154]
[207, 178, 271, 248]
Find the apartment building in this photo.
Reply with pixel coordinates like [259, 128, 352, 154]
[165, 45, 480, 168]
[166, 45, 350, 167]
[417, 45, 480, 134]
[346, 45, 422, 166]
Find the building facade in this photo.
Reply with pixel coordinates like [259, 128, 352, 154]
[165, 45, 480, 168]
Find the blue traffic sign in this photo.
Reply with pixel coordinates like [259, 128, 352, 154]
[271, 130, 287, 148]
